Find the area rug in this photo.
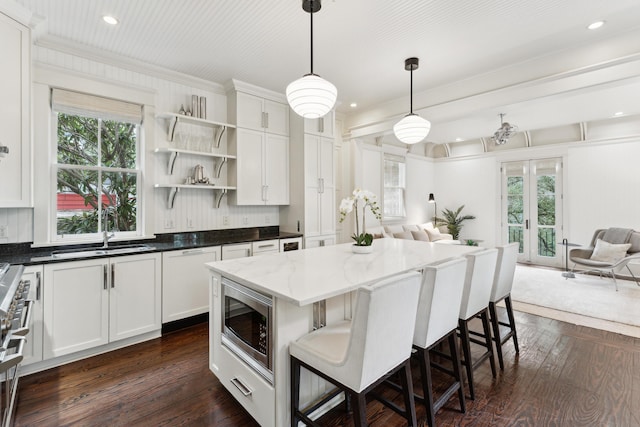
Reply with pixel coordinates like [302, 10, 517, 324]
[511, 265, 640, 329]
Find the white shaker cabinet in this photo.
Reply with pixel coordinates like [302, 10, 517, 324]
[227, 81, 290, 206]
[21, 265, 44, 366]
[229, 128, 289, 205]
[281, 114, 336, 247]
[43, 253, 161, 359]
[303, 110, 334, 138]
[234, 91, 289, 136]
[221, 242, 252, 260]
[162, 246, 221, 323]
[0, 11, 30, 207]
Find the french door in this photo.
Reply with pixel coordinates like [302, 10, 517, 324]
[501, 158, 563, 267]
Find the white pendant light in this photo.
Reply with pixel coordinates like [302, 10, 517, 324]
[393, 57, 431, 144]
[286, 0, 337, 118]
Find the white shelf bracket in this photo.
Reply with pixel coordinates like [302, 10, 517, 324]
[213, 157, 227, 179]
[167, 187, 180, 209]
[214, 189, 228, 209]
[167, 151, 179, 175]
[214, 126, 227, 149]
[168, 116, 179, 142]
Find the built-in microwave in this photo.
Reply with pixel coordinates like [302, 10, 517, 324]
[221, 278, 273, 384]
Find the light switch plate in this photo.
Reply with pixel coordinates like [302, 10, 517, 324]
[0, 225, 7, 238]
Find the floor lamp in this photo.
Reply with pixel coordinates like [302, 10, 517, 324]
[428, 193, 437, 222]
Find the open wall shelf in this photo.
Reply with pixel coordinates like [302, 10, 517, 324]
[154, 184, 236, 209]
[156, 112, 236, 148]
[154, 147, 236, 177]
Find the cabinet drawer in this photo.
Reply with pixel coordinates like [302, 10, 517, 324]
[251, 239, 279, 255]
[216, 345, 275, 427]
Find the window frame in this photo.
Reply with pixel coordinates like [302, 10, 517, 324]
[31, 67, 155, 248]
[51, 110, 142, 243]
[382, 153, 407, 221]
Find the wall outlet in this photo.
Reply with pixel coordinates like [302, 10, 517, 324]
[242, 216, 249, 225]
[187, 218, 194, 228]
[164, 219, 174, 229]
[265, 215, 271, 224]
[223, 216, 229, 226]
[0, 225, 7, 238]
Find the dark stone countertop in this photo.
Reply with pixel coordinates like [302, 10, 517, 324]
[0, 227, 303, 266]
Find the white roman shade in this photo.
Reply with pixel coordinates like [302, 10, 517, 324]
[51, 88, 143, 124]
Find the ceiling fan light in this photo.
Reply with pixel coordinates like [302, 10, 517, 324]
[393, 114, 431, 144]
[286, 73, 337, 118]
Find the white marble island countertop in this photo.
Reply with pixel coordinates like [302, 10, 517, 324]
[205, 238, 480, 306]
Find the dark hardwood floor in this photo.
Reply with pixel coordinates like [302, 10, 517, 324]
[14, 310, 640, 426]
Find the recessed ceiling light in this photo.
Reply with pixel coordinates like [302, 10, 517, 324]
[587, 20, 605, 30]
[613, 111, 624, 117]
[350, 102, 357, 108]
[103, 15, 119, 25]
[455, 137, 464, 142]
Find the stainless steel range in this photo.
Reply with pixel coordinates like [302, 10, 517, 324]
[0, 262, 31, 427]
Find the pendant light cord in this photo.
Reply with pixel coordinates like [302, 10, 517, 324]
[409, 66, 413, 114]
[310, 2, 314, 75]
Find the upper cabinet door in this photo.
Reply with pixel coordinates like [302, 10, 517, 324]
[264, 133, 289, 205]
[304, 111, 334, 138]
[263, 100, 289, 137]
[235, 92, 266, 131]
[0, 12, 30, 207]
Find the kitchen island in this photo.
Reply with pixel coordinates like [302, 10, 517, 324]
[206, 238, 480, 426]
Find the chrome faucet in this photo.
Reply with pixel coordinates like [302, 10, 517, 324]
[102, 207, 116, 248]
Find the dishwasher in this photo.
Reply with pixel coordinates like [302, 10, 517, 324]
[161, 246, 221, 323]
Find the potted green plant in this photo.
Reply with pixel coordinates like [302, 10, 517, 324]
[435, 205, 476, 241]
[339, 188, 382, 253]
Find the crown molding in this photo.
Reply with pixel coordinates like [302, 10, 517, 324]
[34, 35, 227, 95]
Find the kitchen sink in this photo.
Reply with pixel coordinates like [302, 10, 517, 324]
[51, 244, 155, 259]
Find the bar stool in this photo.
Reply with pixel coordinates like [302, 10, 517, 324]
[412, 257, 468, 427]
[290, 271, 422, 426]
[488, 242, 520, 370]
[458, 248, 498, 400]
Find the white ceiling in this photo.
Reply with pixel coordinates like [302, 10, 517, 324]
[13, 0, 640, 143]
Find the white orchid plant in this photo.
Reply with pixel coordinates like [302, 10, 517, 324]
[339, 188, 382, 246]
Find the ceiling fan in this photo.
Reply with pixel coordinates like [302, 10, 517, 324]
[492, 113, 518, 145]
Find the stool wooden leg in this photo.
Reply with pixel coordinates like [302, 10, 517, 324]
[505, 295, 519, 354]
[480, 308, 497, 378]
[418, 346, 436, 427]
[399, 359, 418, 427]
[458, 318, 475, 400]
[448, 331, 466, 414]
[489, 301, 505, 370]
[352, 392, 367, 427]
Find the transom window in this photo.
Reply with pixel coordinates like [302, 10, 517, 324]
[383, 154, 406, 219]
[52, 89, 143, 241]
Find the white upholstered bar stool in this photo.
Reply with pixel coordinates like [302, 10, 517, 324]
[412, 257, 468, 427]
[458, 248, 498, 400]
[290, 271, 422, 427]
[488, 242, 520, 370]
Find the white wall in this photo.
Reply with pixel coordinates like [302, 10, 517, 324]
[567, 139, 640, 245]
[405, 155, 435, 224]
[434, 156, 497, 246]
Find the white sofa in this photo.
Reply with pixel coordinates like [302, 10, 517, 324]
[368, 223, 461, 244]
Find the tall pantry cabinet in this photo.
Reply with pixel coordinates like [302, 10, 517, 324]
[280, 111, 336, 248]
[0, 8, 30, 207]
[226, 80, 289, 205]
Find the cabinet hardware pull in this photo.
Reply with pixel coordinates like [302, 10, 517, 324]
[231, 377, 253, 396]
[111, 264, 115, 288]
[103, 265, 108, 290]
[264, 185, 269, 201]
[319, 118, 324, 133]
[320, 178, 325, 194]
[36, 271, 41, 301]
[525, 219, 529, 230]
[182, 248, 204, 255]
[258, 244, 275, 249]
[264, 112, 269, 129]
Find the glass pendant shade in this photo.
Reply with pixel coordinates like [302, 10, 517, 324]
[393, 113, 431, 144]
[287, 73, 337, 118]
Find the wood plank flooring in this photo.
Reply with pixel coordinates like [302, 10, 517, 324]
[13, 310, 640, 426]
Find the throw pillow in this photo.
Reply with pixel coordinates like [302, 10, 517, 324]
[411, 230, 430, 241]
[393, 231, 414, 240]
[590, 239, 631, 263]
[425, 228, 442, 241]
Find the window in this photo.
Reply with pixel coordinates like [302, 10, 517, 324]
[383, 154, 406, 219]
[52, 89, 143, 241]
